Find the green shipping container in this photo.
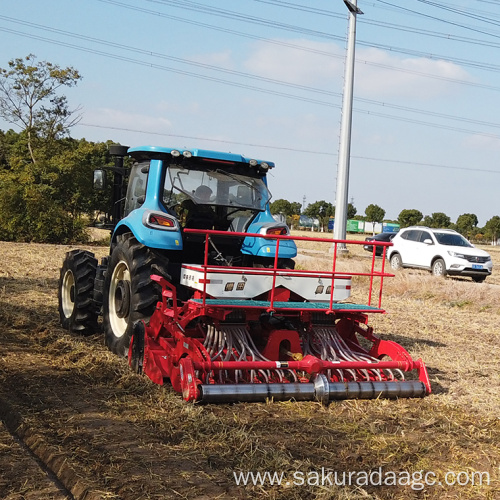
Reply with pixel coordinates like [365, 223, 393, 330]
[346, 219, 364, 233]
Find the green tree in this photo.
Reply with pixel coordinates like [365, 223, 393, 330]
[423, 212, 451, 228]
[347, 202, 357, 220]
[304, 200, 334, 231]
[484, 216, 500, 243]
[365, 204, 385, 234]
[398, 209, 423, 228]
[0, 135, 114, 243]
[329, 203, 356, 220]
[456, 213, 478, 238]
[270, 199, 301, 217]
[0, 54, 81, 164]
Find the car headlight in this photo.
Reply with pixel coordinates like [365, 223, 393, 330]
[447, 251, 466, 259]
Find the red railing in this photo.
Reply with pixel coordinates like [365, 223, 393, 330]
[183, 229, 394, 312]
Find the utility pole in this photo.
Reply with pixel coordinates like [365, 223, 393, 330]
[332, 0, 363, 252]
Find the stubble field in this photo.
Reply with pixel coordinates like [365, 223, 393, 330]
[0, 231, 499, 499]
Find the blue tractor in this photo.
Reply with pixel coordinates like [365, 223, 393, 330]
[58, 144, 297, 356]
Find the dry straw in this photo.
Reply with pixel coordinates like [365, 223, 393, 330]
[0, 233, 499, 499]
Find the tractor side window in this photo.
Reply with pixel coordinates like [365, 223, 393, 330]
[124, 161, 149, 216]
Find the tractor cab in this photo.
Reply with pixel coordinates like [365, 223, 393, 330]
[164, 160, 271, 232]
[116, 146, 297, 268]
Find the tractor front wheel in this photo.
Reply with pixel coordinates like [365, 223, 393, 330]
[58, 250, 98, 335]
[102, 233, 170, 357]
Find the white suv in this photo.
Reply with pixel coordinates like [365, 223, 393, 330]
[387, 227, 492, 282]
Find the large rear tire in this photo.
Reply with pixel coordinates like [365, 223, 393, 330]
[58, 250, 98, 335]
[102, 233, 170, 357]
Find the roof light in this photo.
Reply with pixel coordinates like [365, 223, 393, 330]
[182, 150, 192, 158]
[249, 159, 258, 167]
[260, 162, 270, 170]
[171, 149, 180, 157]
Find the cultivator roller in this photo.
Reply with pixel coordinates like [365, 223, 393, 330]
[128, 230, 431, 404]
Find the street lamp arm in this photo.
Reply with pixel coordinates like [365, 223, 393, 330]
[343, 0, 363, 15]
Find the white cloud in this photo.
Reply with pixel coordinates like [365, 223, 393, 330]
[463, 133, 500, 150]
[242, 39, 472, 100]
[355, 48, 472, 99]
[243, 39, 345, 87]
[193, 50, 234, 68]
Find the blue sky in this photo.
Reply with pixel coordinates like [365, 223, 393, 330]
[1, 0, 500, 225]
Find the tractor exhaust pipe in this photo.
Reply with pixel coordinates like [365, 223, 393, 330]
[198, 376, 427, 404]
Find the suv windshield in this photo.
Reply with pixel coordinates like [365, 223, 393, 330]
[433, 232, 473, 247]
[164, 165, 270, 211]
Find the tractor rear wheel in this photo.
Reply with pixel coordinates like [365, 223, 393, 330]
[102, 233, 170, 357]
[58, 250, 98, 335]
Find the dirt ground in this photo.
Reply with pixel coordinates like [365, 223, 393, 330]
[0, 236, 499, 499]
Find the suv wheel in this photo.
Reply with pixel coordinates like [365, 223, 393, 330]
[431, 258, 447, 277]
[390, 253, 402, 270]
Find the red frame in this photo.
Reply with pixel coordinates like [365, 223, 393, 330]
[130, 230, 431, 402]
[184, 228, 393, 311]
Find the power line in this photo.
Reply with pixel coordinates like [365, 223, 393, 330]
[4, 18, 500, 137]
[415, 0, 500, 28]
[103, 0, 500, 56]
[96, 1, 500, 78]
[145, 0, 337, 39]
[95, 0, 500, 78]
[77, 122, 500, 175]
[0, 26, 340, 108]
[251, 0, 341, 18]
[375, 0, 500, 39]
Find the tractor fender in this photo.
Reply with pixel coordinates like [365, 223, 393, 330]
[242, 218, 297, 258]
[113, 210, 183, 251]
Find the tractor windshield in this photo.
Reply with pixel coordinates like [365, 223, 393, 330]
[164, 165, 271, 211]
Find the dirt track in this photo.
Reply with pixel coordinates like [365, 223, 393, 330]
[0, 418, 71, 500]
[0, 240, 499, 499]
